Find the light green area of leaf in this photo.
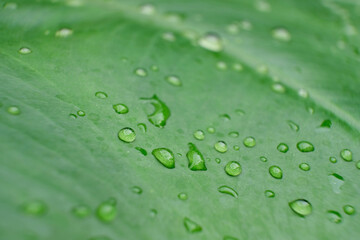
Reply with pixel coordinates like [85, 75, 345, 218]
[0, 0, 360, 239]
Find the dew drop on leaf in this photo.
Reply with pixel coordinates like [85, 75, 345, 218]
[269, 165, 283, 179]
[320, 119, 332, 128]
[214, 141, 228, 153]
[150, 65, 159, 71]
[95, 91, 108, 99]
[137, 123, 147, 133]
[329, 157, 337, 163]
[113, 104, 129, 114]
[178, 192, 188, 200]
[228, 131, 239, 138]
[216, 61, 227, 70]
[207, 127, 215, 133]
[299, 163, 310, 171]
[272, 27, 291, 42]
[289, 199, 312, 217]
[260, 156, 268, 162]
[186, 143, 207, 171]
[132, 186, 142, 194]
[165, 75, 182, 86]
[3, 2, 17, 9]
[224, 161, 242, 176]
[118, 127, 136, 143]
[69, 113, 77, 119]
[340, 149, 352, 162]
[7, 106, 20, 115]
[218, 185, 238, 198]
[232, 63, 243, 71]
[139, 3, 155, 15]
[140, 95, 171, 128]
[193, 130, 205, 140]
[233, 145, 240, 151]
[272, 83, 286, 93]
[243, 136, 256, 148]
[184, 217, 202, 233]
[135, 147, 147, 156]
[264, 190, 275, 198]
[356, 161, 360, 169]
[96, 198, 117, 222]
[152, 148, 175, 169]
[198, 32, 223, 52]
[255, 0, 271, 12]
[22, 200, 47, 216]
[327, 210, 342, 223]
[343, 205, 355, 215]
[18, 47, 32, 54]
[277, 143, 289, 153]
[77, 110, 85, 117]
[215, 158, 221, 164]
[235, 109, 245, 116]
[72, 204, 91, 218]
[297, 141, 314, 152]
[287, 120, 299, 132]
[223, 236, 239, 240]
[55, 28, 73, 38]
[89, 236, 111, 240]
[134, 68, 148, 77]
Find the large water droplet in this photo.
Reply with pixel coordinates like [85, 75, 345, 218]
[343, 205, 355, 215]
[152, 148, 175, 169]
[265, 190, 275, 198]
[7, 106, 20, 115]
[289, 199, 312, 217]
[184, 217, 202, 233]
[118, 127, 136, 143]
[19, 47, 32, 55]
[277, 143, 289, 153]
[327, 210, 342, 223]
[72, 204, 91, 218]
[299, 163, 310, 171]
[243, 137, 256, 148]
[297, 141, 314, 152]
[218, 185, 238, 198]
[165, 75, 182, 86]
[55, 28, 73, 38]
[141, 95, 171, 128]
[340, 149, 352, 162]
[113, 104, 129, 114]
[198, 32, 223, 52]
[320, 119, 332, 128]
[22, 200, 47, 216]
[269, 165, 283, 179]
[328, 173, 344, 194]
[193, 130, 205, 140]
[186, 143, 207, 171]
[95, 91, 108, 99]
[178, 192, 188, 200]
[134, 68, 148, 77]
[272, 27, 291, 42]
[287, 120, 299, 132]
[96, 198, 117, 222]
[214, 141, 228, 153]
[224, 161, 242, 177]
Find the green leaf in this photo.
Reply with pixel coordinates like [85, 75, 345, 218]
[1, 0, 359, 239]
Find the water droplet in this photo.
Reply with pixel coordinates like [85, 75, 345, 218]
[260, 156, 268, 162]
[150, 209, 157, 217]
[77, 110, 85, 117]
[139, 3, 155, 15]
[72, 204, 91, 218]
[207, 127, 215, 133]
[218, 185, 238, 198]
[228, 131, 239, 138]
[137, 123, 147, 133]
[7, 106, 20, 115]
[265, 190, 275, 198]
[118, 127, 136, 143]
[328, 173, 344, 194]
[277, 143, 288, 153]
[69, 113, 77, 119]
[216, 61, 227, 70]
[340, 149, 352, 162]
[198, 32, 223, 52]
[135, 147, 147, 156]
[255, 0, 271, 12]
[232, 63, 243, 71]
[150, 65, 159, 71]
[224, 161, 242, 177]
[220, 114, 231, 121]
[272, 27, 291, 42]
[18, 47, 32, 54]
[243, 137, 256, 148]
[55, 28, 73, 38]
[226, 23, 239, 34]
[329, 157, 337, 163]
[233, 145, 240, 151]
[356, 161, 360, 169]
[343, 205, 355, 215]
[186, 143, 207, 171]
[193, 130, 205, 140]
[178, 192, 188, 200]
[134, 68, 148, 77]
[152, 148, 175, 169]
[320, 119, 332, 128]
[297, 141, 315, 153]
[22, 200, 47, 216]
[215, 158, 221, 164]
[95, 91, 108, 99]
[162, 32, 176, 42]
[3, 2, 17, 9]
[307, 106, 315, 114]
[299, 163, 310, 171]
[214, 141, 228, 153]
[141, 95, 171, 128]
[287, 120, 299, 132]
[184, 217, 202, 233]
[112, 104, 129, 114]
[165, 75, 182, 86]
[132, 186, 142, 194]
[272, 83, 286, 93]
[257, 65, 268, 74]
[298, 89, 309, 98]
[327, 210, 342, 223]
[96, 198, 117, 222]
[269, 165, 282, 179]
[289, 199, 312, 217]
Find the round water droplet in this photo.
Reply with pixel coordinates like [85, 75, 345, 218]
[265, 190, 275, 198]
[272, 83, 286, 93]
[207, 127, 215, 133]
[113, 104, 129, 114]
[233, 145, 240, 151]
[224, 161, 242, 176]
[215, 141, 228, 153]
[72, 204, 91, 218]
[243, 137, 256, 148]
[272, 27, 291, 42]
[289, 199, 312, 217]
[260, 156, 267, 162]
[299, 163, 310, 171]
[95, 91, 108, 99]
[329, 157, 337, 163]
[269, 165, 282, 179]
[193, 130, 205, 140]
[118, 127, 136, 143]
[256, 0, 271, 12]
[340, 149, 352, 162]
[356, 161, 360, 169]
[165, 75, 182, 86]
[216, 61, 227, 70]
[96, 198, 117, 222]
[327, 210, 342, 223]
[77, 110, 85, 117]
[343, 205, 355, 215]
[88, 236, 111, 240]
[152, 148, 175, 169]
[178, 192, 188, 200]
[184, 217, 202, 233]
[198, 32, 223, 52]
[277, 143, 289, 153]
[298, 89, 309, 98]
[19, 47, 32, 54]
[218, 185, 238, 198]
[134, 68, 148, 77]
[55, 28, 73, 38]
[297, 141, 314, 152]
[22, 200, 47, 216]
[69, 113, 77, 119]
[228, 131, 239, 138]
[287, 120, 299, 132]
[215, 158, 221, 164]
[7, 106, 20, 115]
[139, 3, 155, 15]
[132, 186, 142, 194]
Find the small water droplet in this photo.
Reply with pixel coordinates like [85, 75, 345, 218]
[264, 190, 275, 198]
[134, 68, 148, 77]
[260, 156, 267, 162]
[216, 61, 227, 70]
[257, 65, 268, 74]
[137, 123, 147, 133]
[228, 131, 239, 138]
[152, 148, 175, 169]
[132, 186, 142, 194]
[299, 163, 310, 171]
[178, 192, 188, 200]
[186, 143, 207, 171]
[95, 91, 108, 99]
[298, 89, 309, 98]
[214, 141, 228, 153]
[272, 27, 291, 42]
[55, 28, 73, 38]
[269, 165, 283, 179]
[135, 147, 147, 156]
[233, 145, 240, 151]
[224, 161, 242, 177]
[327, 210, 342, 223]
[232, 63, 243, 71]
[255, 0, 271, 12]
[226, 23, 239, 34]
[328, 173, 344, 194]
[356, 161, 360, 169]
[272, 83, 286, 93]
[218, 185, 238, 198]
[207, 127, 215, 133]
[184, 217, 202, 233]
[289, 199, 312, 217]
[69, 113, 77, 119]
[320, 119, 332, 128]
[139, 3, 155, 15]
[72, 204, 91, 218]
[340, 149, 352, 162]
[287, 120, 299, 132]
[77, 110, 85, 117]
[193, 130, 205, 140]
[243, 137, 256, 148]
[113, 104, 129, 114]
[141, 95, 171, 128]
[329, 157, 337, 163]
[22, 200, 47, 216]
[165, 75, 182, 86]
[118, 127, 136, 143]
[150, 65, 159, 71]
[215, 158, 221, 164]
[96, 198, 117, 222]
[3, 2, 17, 9]
[277, 143, 289, 153]
[162, 32, 176, 42]
[198, 32, 223, 52]
[307, 106, 315, 114]
[18, 47, 32, 54]
[343, 205, 355, 215]
[7, 106, 20, 115]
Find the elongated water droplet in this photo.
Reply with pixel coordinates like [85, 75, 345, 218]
[256, 0, 271, 12]
[340, 149, 352, 162]
[343, 205, 355, 215]
[184, 217, 202, 233]
[77, 110, 85, 117]
[269, 165, 282, 179]
[224, 161, 242, 177]
[178, 192, 188, 200]
[134, 68, 148, 77]
[141, 95, 171, 128]
[327, 210, 342, 223]
[299, 163, 310, 171]
[218, 185, 238, 198]
[287, 120, 299, 132]
[272, 27, 291, 42]
[320, 119, 332, 128]
[297, 141, 314, 152]
[137, 123, 147, 133]
[207, 127, 215, 133]
[135, 147, 147, 156]
[329, 157, 337, 163]
[113, 104, 129, 114]
[228, 131, 239, 138]
[220, 113, 231, 121]
[265, 190, 275, 198]
[289, 199, 312, 217]
[22, 200, 47, 216]
[214, 141, 228, 153]
[132, 186, 142, 194]
[72, 204, 91, 218]
[55, 28, 73, 38]
[152, 148, 175, 169]
[95, 91, 108, 99]
[243, 137, 256, 148]
[186, 143, 207, 171]
[328, 173, 344, 194]
[7, 106, 20, 115]
[118, 127, 136, 143]
[96, 198, 117, 222]
[277, 143, 289, 153]
[198, 32, 223, 52]
[272, 83, 286, 93]
[240, 20, 252, 30]
[193, 130, 205, 140]
[165, 75, 182, 86]
[69, 113, 77, 119]
[260, 156, 268, 162]
[19, 47, 32, 54]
